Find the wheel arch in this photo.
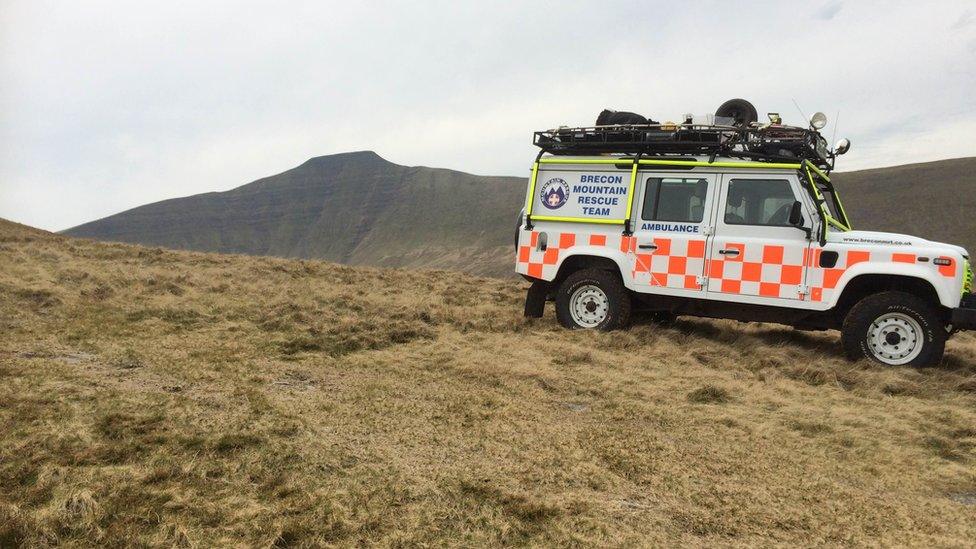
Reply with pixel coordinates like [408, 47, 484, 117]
[552, 252, 627, 289]
[832, 273, 946, 322]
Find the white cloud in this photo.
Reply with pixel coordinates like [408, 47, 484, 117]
[951, 9, 973, 30]
[1, 0, 974, 230]
[816, 1, 843, 20]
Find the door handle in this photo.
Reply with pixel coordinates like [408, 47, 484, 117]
[638, 244, 658, 250]
[719, 248, 740, 256]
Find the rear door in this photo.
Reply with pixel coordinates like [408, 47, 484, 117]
[706, 173, 810, 302]
[629, 173, 715, 295]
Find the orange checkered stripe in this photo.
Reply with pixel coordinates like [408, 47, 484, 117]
[708, 242, 807, 299]
[802, 248, 868, 302]
[803, 249, 958, 302]
[891, 253, 958, 278]
[516, 230, 627, 280]
[517, 230, 961, 298]
[631, 237, 707, 290]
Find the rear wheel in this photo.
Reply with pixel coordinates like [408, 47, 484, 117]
[555, 269, 631, 330]
[841, 291, 946, 367]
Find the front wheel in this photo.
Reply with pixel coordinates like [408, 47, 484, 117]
[555, 269, 631, 330]
[841, 291, 946, 367]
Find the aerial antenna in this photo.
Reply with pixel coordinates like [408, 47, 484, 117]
[830, 110, 840, 145]
[791, 98, 808, 126]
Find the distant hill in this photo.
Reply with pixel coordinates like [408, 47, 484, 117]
[832, 157, 976, 254]
[65, 151, 525, 277]
[65, 154, 976, 276]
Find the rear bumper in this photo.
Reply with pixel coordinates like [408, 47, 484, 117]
[951, 294, 976, 330]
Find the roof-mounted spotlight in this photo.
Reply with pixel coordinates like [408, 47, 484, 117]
[834, 138, 851, 155]
[809, 111, 828, 130]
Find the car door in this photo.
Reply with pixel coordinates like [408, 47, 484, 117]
[629, 173, 715, 295]
[706, 174, 810, 302]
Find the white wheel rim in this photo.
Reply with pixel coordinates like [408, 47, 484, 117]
[866, 312, 924, 365]
[569, 285, 609, 328]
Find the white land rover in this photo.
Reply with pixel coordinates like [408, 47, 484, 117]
[516, 104, 975, 367]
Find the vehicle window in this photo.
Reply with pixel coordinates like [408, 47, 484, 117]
[725, 179, 797, 226]
[641, 178, 708, 223]
[806, 171, 849, 229]
[818, 185, 846, 227]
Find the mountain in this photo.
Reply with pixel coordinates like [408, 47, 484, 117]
[64, 154, 976, 278]
[832, 157, 976, 253]
[65, 151, 525, 277]
[3, 217, 976, 546]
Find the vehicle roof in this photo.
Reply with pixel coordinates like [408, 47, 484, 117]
[537, 155, 804, 173]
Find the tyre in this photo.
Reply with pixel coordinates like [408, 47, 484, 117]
[841, 291, 946, 367]
[555, 268, 631, 330]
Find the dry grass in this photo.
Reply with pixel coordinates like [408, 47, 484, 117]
[1, 218, 975, 547]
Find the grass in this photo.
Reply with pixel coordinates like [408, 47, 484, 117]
[1, 218, 975, 546]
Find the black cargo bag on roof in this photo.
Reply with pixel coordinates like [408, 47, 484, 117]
[596, 109, 657, 126]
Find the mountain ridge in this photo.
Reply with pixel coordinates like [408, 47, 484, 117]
[64, 153, 976, 277]
[65, 150, 525, 276]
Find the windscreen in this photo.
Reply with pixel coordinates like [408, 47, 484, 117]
[817, 182, 849, 229]
[806, 168, 850, 230]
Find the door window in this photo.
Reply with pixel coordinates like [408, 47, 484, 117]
[724, 179, 797, 226]
[641, 178, 709, 223]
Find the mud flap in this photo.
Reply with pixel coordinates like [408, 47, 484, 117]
[523, 280, 550, 318]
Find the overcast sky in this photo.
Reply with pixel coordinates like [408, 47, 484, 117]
[1, 1, 974, 231]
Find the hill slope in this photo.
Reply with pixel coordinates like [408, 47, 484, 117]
[833, 157, 976, 252]
[65, 151, 524, 277]
[65, 155, 976, 278]
[3, 218, 976, 546]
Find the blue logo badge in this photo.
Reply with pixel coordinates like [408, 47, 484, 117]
[539, 178, 569, 210]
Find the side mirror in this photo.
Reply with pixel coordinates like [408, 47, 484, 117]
[834, 138, 851, 156]
[788, 200, 804, 226]
[788, 200, 813, 240]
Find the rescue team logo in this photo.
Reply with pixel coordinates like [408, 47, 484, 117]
[539, 178, 570, 210]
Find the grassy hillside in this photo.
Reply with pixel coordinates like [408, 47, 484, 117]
[65, 151, 524, 278]
[834, 157, 976, 254]
[3, 218, 976, 546]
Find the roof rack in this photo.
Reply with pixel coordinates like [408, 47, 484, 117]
[533, 123, 833, 172]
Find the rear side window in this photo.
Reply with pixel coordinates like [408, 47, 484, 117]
[641, 178, 709, 223]
[725, 179, 797, 226]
